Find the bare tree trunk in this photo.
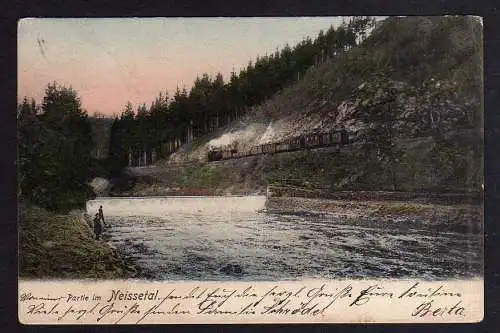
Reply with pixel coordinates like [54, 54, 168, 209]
[391, 160, 397, 191]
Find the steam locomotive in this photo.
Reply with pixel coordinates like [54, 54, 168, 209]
[207, 129, 348, 162]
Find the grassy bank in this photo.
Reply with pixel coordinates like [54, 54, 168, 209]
[19, 205, 139, 279]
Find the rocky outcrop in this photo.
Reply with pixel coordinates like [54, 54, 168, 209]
[219, 263, 244, 276]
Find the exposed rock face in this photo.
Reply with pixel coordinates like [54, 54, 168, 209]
[219, 263, 244, 276]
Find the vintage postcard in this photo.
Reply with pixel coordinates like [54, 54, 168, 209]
[17, 16, 484, 324]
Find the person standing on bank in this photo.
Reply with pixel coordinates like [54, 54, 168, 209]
[98, 205, 106, 226]
[93, 212, 103, 240]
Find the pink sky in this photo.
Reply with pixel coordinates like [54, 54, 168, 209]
[18, 17, 347, 117]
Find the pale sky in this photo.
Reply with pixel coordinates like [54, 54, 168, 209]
[18, 17, 348, 116]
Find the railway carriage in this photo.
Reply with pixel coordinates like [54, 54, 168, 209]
[305, 135, 317, 147]
[276, 142, 288, 152]
[250, 145, 261, 155]
[207, 129, 349, 161]
[321, 133, 330, 146]
[299, 136, 306, 149]
[208, 149, 222, 161]
[287, 137, 300, 150]
[330, 130, 343, 146]
[262, 143, 273, 154]
[340, 128, 349, 145]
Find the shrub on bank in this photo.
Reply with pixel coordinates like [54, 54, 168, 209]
[29, 185, 95, 213]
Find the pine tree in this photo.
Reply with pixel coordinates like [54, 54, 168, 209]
[18, 83, 95, 210]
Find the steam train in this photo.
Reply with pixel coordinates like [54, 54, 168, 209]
[207, 129, 349, 162]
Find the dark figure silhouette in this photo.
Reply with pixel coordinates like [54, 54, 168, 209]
[98, 205, 106, 225]
[93, 213, 103, 240]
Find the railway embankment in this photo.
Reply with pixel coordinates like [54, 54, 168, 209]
[113, 135, 481, 201]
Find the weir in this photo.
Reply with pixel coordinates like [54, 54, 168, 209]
[86, 195, 267, 217]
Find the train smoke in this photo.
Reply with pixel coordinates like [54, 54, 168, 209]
[207, 124, 261, 149]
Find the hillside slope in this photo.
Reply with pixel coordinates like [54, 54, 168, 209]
[120, 16, 483, 195]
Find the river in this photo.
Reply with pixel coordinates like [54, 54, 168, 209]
[87, 196, 482, 281]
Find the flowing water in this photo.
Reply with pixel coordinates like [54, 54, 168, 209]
[87, 197, 482, 281]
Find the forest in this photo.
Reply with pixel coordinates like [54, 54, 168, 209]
[106, 17, 375, 173]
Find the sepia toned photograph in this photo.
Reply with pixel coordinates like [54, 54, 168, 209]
[17, 16, 484, 323]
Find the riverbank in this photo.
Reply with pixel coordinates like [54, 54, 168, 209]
[265, 196, 483, 234]
[19, 205, 140, 279]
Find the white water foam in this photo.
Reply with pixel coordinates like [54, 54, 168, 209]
[86, 196, 267, 217]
